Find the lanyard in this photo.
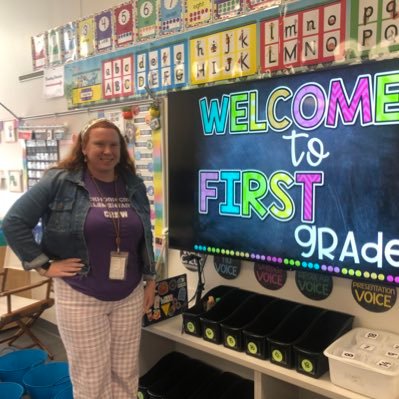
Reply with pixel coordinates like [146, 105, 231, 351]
[90, 175, 122, 253]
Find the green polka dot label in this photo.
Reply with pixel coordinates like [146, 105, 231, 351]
[186, 321, 195, 334]
[301, 358, 314, 373]
[205, 328, 214, 340]
[272, 349, 283, 363]
[226, 335, 236, 348]
[247, 341, 258, 355]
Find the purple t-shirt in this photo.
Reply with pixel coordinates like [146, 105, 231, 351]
[64, 174, 144, 301]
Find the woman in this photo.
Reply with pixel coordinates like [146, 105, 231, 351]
[3, 118, 156, 399]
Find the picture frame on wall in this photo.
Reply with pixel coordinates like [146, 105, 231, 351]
[8, 170, 23, 192]
[4, 120, 16, 142]
[0, 170, 6, 190]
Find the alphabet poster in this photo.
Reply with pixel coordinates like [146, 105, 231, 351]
[260, 1, 346, 72]
[102, 55, 134, 99]
[65, 47, 135, 108]
[135, 42, 187, 94]
[349, 0, 399, 57]
[190, 24, 257, 84]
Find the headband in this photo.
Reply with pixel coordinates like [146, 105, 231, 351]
[80, 118, 120, 137]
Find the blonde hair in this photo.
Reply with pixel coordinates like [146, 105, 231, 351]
[55, 119, 136, 174]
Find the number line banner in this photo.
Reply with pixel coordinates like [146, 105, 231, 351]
[114, 2, 135, 47]
[78, 16, 95, 58]
[136, 0, 159, 41]
[160, 0, 183, 35]
[95, 9, 113, 53]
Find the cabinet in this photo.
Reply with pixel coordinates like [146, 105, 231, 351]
[141, 316, 369, 399]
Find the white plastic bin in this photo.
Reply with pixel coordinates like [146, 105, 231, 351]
[324, 328, 399, 399]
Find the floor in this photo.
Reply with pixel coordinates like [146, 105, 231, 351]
[0, 318, 67, 361]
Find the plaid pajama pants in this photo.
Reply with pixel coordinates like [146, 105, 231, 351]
[53, 278, 144, 399]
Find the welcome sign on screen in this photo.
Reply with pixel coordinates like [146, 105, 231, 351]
[167, 58, 399, 285]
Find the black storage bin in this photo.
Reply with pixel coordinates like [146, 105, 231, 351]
[147, 357, 208, 399]
[182, 285, 238, 337]
[243, 299, 300, 359]
[164, 360, 221, 399]
[200, 289, 255, 344]
[138, 352, 191, 399]
[267, 305, 325, 369]
[187, 371, 246, 399]
[293, 309, 354, 378]
[220, 293, 275, 351]
[219, 377, 254, 399]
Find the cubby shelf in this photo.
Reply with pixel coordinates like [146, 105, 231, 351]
[143, 315, 368, 399]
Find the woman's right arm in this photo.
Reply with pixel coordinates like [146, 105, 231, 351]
[2, 170, 58, 270]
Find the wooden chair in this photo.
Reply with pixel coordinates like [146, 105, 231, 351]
[0, 267, 55, 359]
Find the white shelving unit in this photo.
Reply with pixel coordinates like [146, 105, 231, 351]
[139, 251, 399, 399]
[142, 315, 369, 399]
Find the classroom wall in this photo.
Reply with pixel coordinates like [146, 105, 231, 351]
[0, 0, 122, 120]
[0, 0, 127, 217]
[168, 249, 399, 334]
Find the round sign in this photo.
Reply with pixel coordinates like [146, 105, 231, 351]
[254, 263, 287, 290]
[214, 256, 241, 279]
[351, 280, 396, 312]
[295, 270, 333, 300]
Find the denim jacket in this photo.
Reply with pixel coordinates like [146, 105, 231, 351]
[2, 168, 156, 280]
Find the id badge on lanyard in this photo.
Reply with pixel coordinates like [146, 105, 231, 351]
[109, 251, 129, 280]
